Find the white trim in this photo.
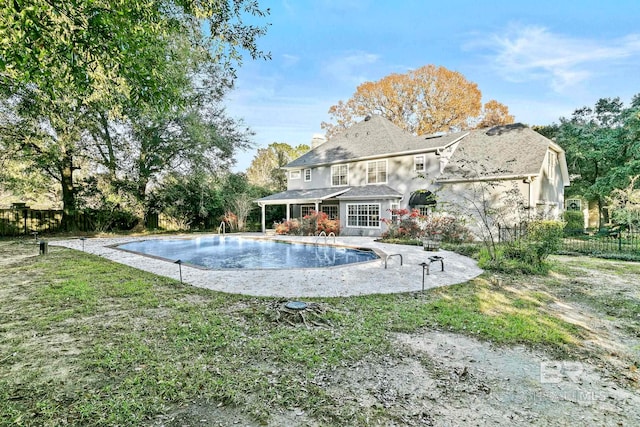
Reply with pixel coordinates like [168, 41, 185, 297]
[254, 188, 351, 206]
[566, 199, 582, 211]
[346, 203, 381, 228]
[390, 202, 400, 222]
[304, 168, 312, 182]
[289, 170, 301, 180]
[366, 159, 388, 185]
[331, 164, 349, 187]
[436, 173, 539, 184]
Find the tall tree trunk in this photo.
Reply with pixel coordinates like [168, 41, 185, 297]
[60, 155, 76, 231]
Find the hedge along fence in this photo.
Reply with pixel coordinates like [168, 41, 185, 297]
[499, 222, 640, 255]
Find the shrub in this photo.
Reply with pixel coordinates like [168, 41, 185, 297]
[442, 242, 482, 258]
[381, 208, 424, 240]
[301, 211, 340, 235]
[274, 219, 301, 235]
[563, 211, 584, 236]
[381, 209, 472, 243]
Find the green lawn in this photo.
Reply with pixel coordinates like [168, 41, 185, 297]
[0, 240, 603, 425]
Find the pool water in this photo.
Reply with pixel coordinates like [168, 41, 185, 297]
[116, 236, 378, 269]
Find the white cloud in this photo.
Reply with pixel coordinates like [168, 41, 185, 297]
[322, 51, 381, 86]
[472, 25, 640, 92]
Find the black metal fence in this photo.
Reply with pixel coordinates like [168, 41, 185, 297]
[498, 223, 640, 254]
[0, 208, 96, 237]
[0, 209, 224, 237]
[560, 229, 640, 254]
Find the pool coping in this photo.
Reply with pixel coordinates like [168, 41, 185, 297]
[108, 235, 387, 271]
[51, 233, 484, 298]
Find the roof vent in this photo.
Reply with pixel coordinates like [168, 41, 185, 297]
[364, 115, 372, 121]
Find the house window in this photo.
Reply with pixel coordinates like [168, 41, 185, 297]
[414, 155, 425, 172]
[390, 202, 399, 222]
[367, 160, 387, 184]
[566, 199, 581, 211]
[547, 151, 557, 179]
[331, 164, 348, 186]
[290, 170, 301, 180]
[347, 204, 380, 228]
[321, 205, 339, 220]
[304, 168, 312, 182]
[416, 206, 430, 216]
[301, 205, 315, 217]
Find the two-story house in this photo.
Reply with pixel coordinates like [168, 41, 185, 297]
[255, 115, 570, 237]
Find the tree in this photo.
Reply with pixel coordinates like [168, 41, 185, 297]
[476, 100, 515, 128]
[607, 175, 640, 230]
[246, 142, 310, 191]
[553, 96, 640, 227]
[0, 0, 269, 227]
[321, 65, 512, 139]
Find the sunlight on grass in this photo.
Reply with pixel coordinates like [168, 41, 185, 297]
[0, 242, 612, 426]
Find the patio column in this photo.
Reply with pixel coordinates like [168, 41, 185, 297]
[286, 203, 290, 221]
[260, 203, 266, 233]
[314, 201, 319, 213]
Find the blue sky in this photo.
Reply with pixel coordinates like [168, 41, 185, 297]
[227, 0, 640, 171]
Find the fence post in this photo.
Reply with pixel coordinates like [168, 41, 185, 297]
[619, 232, 622, 251]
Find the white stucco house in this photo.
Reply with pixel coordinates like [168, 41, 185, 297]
[255, 115, 570, 237]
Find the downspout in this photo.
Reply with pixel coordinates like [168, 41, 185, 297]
[523, 176, 533, 220]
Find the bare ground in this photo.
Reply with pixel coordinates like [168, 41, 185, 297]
[153, 256, 640, 427]
[2, 242, 639, 426]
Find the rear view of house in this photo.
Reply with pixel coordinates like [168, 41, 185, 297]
[256, 116, 570, 236]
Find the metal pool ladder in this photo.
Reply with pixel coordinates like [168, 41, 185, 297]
[218, 221, 226, 234]
[315, 231, 336, 244]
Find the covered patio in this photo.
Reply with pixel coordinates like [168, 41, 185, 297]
[255, 187, 350, 233]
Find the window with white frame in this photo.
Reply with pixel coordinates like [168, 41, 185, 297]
[414, 155, 425, 172]
[347, 204, 380, 228]
[304, 168, 311, 182]
[367, 160, 387, 184]
[290, 170, 301, 180]
[547, 151, 557, 179]
[416, 206, 430, 216]
[390, 202, 399, 222]
[331, 164, 348, 186]
[566, 199, 581, 211]
[301, 205, 315, 217]
[321, 205, 338, 220]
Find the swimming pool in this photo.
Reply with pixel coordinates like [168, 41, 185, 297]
[116, 236, 379, 269]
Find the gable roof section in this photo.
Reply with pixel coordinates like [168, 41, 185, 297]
[285, 115, 465, 169]
[437, 124, 566, 182]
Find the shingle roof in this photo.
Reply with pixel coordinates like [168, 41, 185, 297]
[335, 185, 403, 199]
[255, 188, 349, 204]
[437, 124, 554, 181]
[254, 185, 402, 204]
[285, 115, 464, 168]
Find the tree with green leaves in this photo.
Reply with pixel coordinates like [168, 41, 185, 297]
[0, 0, 269, 227]
[551, 95, 640, 227]
[246, 142, 310, 191]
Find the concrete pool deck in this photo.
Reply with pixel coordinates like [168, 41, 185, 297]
[52, 234, 484, 298]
